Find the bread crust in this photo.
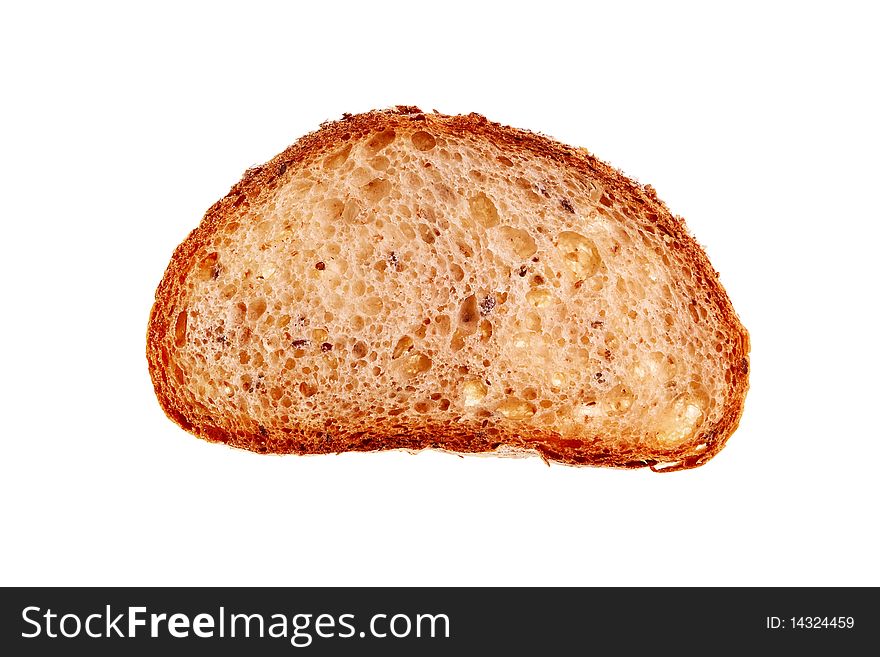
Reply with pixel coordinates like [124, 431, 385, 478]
[147, 106, 750, 471]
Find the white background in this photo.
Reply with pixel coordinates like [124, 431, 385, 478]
[1, 1, 877, 586]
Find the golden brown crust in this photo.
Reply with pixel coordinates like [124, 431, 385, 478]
[146, 106, 750, 471]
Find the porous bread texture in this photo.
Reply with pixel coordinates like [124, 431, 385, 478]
[148, 107, 750, 471]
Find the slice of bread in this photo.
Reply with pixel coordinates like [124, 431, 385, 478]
[147, 106, 749, 471]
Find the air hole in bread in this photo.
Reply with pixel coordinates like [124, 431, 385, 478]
[195, 253, 220, 281]
[247, 299, 267, 321]
[365, 129, 396, 153]
[411, 131, 436, 151]
[403, 352, 432, 377]
[323, 144, 352, 170]
[497, 398, 536, 420]
[557, 231, 601, 279]
[496, 225, 537, 260]
[174, 311, 188, 347]
[462, 379, 487, 407]
[468, 192, 499, 227]
[526, 288, 553, 308]
[458, 295, 479, 334]
[418, 223, 436, 244]
[362, 178, 391, 203]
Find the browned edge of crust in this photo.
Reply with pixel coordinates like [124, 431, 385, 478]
[147, 106, 750, 472]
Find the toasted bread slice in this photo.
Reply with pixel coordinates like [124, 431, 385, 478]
[147, 107, 749, 471]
